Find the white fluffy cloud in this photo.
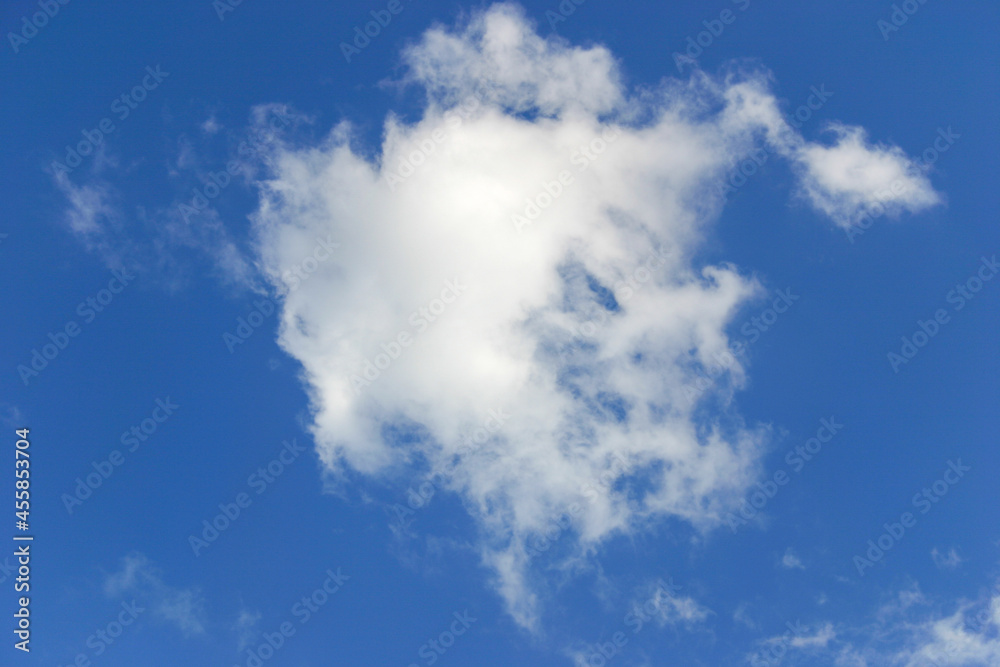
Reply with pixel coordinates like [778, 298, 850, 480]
[793, 124, 941, 228]
[247, 3, 940, 628]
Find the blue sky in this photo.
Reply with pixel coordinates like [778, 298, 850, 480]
[1, 1, 998, 665]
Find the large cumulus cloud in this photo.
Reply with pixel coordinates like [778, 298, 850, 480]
[247, 3, 940, 628]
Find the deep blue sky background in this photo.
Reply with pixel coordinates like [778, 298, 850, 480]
[1, 0, 997, 665]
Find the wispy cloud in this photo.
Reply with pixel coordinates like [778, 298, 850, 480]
[782, 548, 806, 570]
[931, 547, 963, 570]
[752, 578, 1000, 666]
[233, 607, 262, 651]
[104, 552, 207, 637]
